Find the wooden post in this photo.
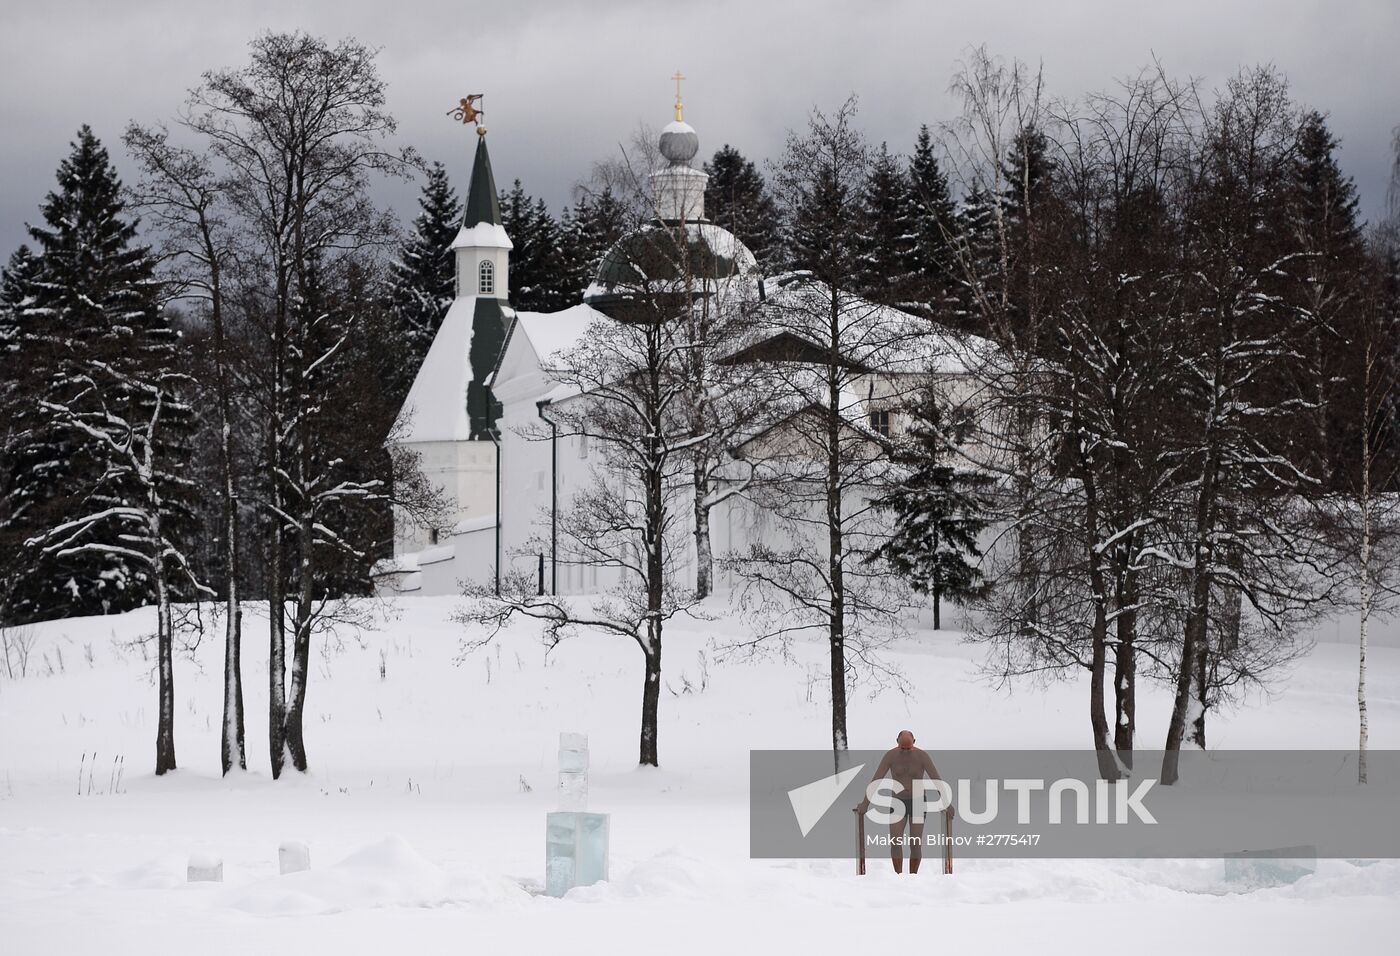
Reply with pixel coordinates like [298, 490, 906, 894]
[854, 808, 866, 876]
[943, 807, 954, 875]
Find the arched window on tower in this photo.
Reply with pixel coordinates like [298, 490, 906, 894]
[478, 259, 495, 295]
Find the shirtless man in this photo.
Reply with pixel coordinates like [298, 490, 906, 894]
[856, 730, 953, 874]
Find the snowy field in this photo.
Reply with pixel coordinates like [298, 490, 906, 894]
[1, 596, 1397, 954]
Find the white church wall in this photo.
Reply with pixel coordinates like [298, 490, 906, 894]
[420, 523, 496, 594]
[395, 439, 496, 554]
[496, 390, 557, 587]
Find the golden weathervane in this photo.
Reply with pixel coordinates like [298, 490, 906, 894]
[448, 94, 486, 134]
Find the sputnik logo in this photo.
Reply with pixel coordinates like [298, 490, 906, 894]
[787, 764, 865, 837]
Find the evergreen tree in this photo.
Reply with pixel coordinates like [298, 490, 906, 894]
[6, 126, 195, 623]
[906, 126, 959, 322]
[1002, 124, 1054, 225]
[785, 162, 861, 285]
[0, 245, 38, 324]
[500, 180, 570, 312]
[0, 245, 39, 624]
[560, 186, 628, 298]
[998, 124, 1057, 345]
[703, 144, 781, 269]
[386, 161, 460, 394]
[0, 244, 38, 379]
[952, 186, 1000, 329]
[854, 142, 915, 306]
[1287, 111, 1367, 487]
[870, 389, 993, 629]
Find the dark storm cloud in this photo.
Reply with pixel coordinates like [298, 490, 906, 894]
[2, 0, 1397, 256]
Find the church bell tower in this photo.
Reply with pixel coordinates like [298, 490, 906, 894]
[452, 127, 513, 439]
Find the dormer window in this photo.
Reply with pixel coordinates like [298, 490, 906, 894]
[478, 259, 495, 295]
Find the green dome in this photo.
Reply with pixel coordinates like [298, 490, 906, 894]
[584, 221, 757, 321]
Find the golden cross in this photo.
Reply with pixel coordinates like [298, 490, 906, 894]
[672, 70, 685, 122]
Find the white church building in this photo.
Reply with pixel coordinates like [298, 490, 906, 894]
[373, 103, 974, 599]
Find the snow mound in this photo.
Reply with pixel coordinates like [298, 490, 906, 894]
[114, 854, 187, 890]
[227, 835, 527, 917]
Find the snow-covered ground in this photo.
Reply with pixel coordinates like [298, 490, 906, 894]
[1, 596, 1397, 953]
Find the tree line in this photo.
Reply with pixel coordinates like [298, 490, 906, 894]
[462, 55, 1400, 785]
[1, 34, 1396, 784]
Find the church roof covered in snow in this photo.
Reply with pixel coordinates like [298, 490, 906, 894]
[490, 302, 605, 393]
[397, 296, 517, 444]
[721, 272, 992, 376]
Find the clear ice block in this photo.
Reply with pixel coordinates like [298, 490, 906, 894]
[545, 811, 610, 897]
[279, 840, 311, 874]
[559, 732, 589, 773]
[1223, 845, 1317, 887]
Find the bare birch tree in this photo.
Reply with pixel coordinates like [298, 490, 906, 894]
[720, 99, 927, 763]
[181, 32, 415, 776]
[458, 300, 700, 767]
[123, 123, 248, 775]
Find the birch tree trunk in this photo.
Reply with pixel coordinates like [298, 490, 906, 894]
[826, 300, 848, 765]
[155, 573, 177, 775]
[1358, 339, 1373, 785]
[214, 295, 244, 776]
[693, 461, 713, 600]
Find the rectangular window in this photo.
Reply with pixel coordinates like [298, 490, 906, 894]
[479, 259, 495, 295]
[869, 409, 891, 438]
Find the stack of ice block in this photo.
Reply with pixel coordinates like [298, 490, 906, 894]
[545, 732, 609, 897]
[558, 731, 589, 810]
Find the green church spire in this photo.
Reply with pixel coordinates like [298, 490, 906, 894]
[463, 131, 503, 228]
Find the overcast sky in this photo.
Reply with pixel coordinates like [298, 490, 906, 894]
[2, 0, 1397, 257]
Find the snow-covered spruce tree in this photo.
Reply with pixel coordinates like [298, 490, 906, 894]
[905, 126, 960, 325]
[7, 126, 195, 623]
[387, 161, 460, 395]
[0, 245, 40, 626]
[704, 144, 782, 269]
[34, 361, 204, 774]
[559, 186, 628, 300]
[869, 388, 992, 629]
[184, 33, 416, 777]
[0, 245, 37, 330]
[853, 142, 916, 308]
[123, 122, 249, 775]
[1283, 111, 1367, 489]
[500, 179, 571, 312]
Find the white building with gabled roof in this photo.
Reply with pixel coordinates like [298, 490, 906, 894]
[375, 106, 987, 599]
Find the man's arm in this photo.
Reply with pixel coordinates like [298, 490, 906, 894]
[922, 751, 955, 818]
[856, 751, 894, 811]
